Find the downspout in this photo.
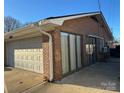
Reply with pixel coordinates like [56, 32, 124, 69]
[34, 25, 53, 81]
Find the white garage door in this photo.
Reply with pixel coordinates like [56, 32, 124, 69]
[6, 37, 43, 74]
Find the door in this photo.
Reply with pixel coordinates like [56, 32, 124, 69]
[6, 37, 44, 73]
[76, 36, 82, 69]
[61, 33, 69, 74]
[61, 32, 82, 75]
[69, 34, 76, 71]
[88, 37, 96, 64]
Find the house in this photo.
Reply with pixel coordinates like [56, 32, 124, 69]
[4, 11, 113, 81]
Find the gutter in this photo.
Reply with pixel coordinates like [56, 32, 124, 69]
[34, 25, 53, 82]
[88, 35, 104, 39]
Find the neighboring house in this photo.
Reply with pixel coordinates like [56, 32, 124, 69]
[4, 11, 113, 81]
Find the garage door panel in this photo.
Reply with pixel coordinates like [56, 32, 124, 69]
[14, 48, 43, 73]
[7, 37, 43, 74]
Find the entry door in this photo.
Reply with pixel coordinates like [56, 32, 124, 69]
[89, 37, 96, 64]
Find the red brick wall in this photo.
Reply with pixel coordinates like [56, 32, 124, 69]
[60, 16, 112, 64]
[43, 16, 113, 80]
[61, 17, 100, 65]
[42, 30, 62, 81]
[52, 30, 62, 80]
[61, 17, 99, 36]
[42, 35, 50, 80]
[4, 42, 7, 66]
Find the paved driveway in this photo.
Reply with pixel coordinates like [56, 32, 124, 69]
[24, 58, 120, 93]
[24, 83, 119, 93]
[4, 67, 46, 93]
[57, 59, 120, 92]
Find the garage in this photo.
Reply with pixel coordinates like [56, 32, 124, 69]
[6, 36, 44, 74]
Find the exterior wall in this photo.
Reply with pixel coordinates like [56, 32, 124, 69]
[61, 17, 100, 64]
[97, 25, 107, 61]
[51, 16, 114, 80]
[42, 35, 50, 80]
[4, 42, 7, 66]
[5, 16, 113, 81]
[60, 17, 113, 62]
[61, 17, 99, 36]
[42, 30, 62, 81]
[4, 30, 62, 81]
[52, 30, 62, 80]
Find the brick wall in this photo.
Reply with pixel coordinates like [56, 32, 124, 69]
[42, 30, 62, 81]
[43, 16, 113, 80]
[42, 35, 50, 80]
[61, 17, 99, 36]
[52, 30, 62, 80]
[60, 16, 111, 64]
[4, 42, 7, 66]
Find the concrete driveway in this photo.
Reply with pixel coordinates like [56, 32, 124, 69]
[24, 83, 119, 93]
[4, 67, 47, 93]
[57, 59, 120, 92]
[24, 58, 120, 93]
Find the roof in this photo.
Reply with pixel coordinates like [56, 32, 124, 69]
[4, 23, 59, 41]
[38, 11, 101, 25]
[5, 11, 113, 40]
[39, 11, 113, 39]
[45, 11, 101, 19]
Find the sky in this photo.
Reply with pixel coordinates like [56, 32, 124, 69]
[4, 0, 120, 39]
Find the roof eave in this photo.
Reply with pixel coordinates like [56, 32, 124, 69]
[4, 23, 60, 41]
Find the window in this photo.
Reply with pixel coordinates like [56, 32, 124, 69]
[86, 37, 95, 55]
[99, 39, 104, 52]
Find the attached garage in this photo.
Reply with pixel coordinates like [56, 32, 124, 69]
[6, 36, 44, 74]
[4, 12, 114, 81]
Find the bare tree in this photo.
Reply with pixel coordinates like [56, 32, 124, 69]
[4, 16, 22, 32]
